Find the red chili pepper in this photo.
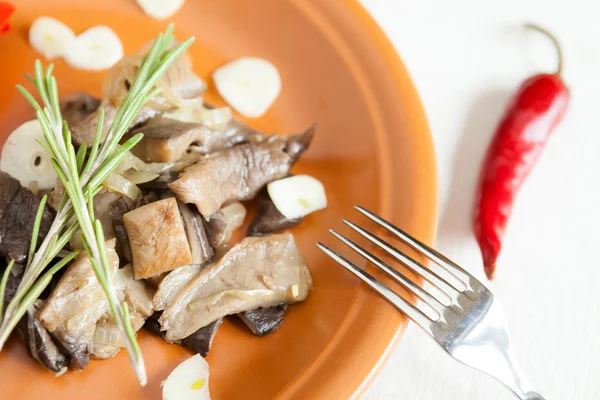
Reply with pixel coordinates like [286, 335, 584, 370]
[473, 24, 570, 280]
[0, 2, 14, 34]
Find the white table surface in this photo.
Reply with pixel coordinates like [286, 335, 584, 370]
[359, 0, 600, 399]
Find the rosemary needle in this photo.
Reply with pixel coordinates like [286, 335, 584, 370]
[0, 25, 194, 386]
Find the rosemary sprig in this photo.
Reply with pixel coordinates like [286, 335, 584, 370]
[0, 259, 15, 323]
[0, 25, 194, 386]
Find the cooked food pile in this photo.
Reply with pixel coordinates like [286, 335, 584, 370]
[0, 26, 325, 393]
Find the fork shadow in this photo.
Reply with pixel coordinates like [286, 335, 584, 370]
[437, 89, 513, 248]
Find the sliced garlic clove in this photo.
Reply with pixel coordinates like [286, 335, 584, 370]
[65, 26, 123, 71]
[213, 57, 281, 118]
[267, 175, 327, 220]
[0, 120, 57, 190]
[29, 16, 76, 59]
[162, 354, 211, 400]
[137, 0, 185, 20]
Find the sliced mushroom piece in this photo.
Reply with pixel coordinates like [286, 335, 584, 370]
[110, 190, 161, 264]
[59, 92, 101, 128]
[110, 197, 135, 263]
[168, 137, 292, 217]
[153, 264, 201, 311]
[0, 172, 55, 264]
[125, 279, 156, 318]
[203, 202, 247, 249]
[90, 307, 147, 360]
[284, 124, 316, 164]
[127, 110, 263, 163]
[137, 171, 179, 191]
[144, 312, 222, 357]
[247, 188, 301, 237]
[128, 118, 208, 163]
[177, 201, 213, 266]
[143, 312, 165, 338]
[39, 239, 120, 370]
[124, 197, 193, 279]
[237, 304, 288, 337]
[220, 202, 247, 240]
[181, 318, 222, 357]
[70, 42, 205, 146]
[2, 261, 70, 374]
[18, 300, 70, 375]
[70, 190, 134, 251]
[202, 211, 227, 249]
[146, 272, 168, 288]
[160, 233, 312, 342]
[136, 191, 160, 208]
[110, 191, 159, 265]
[90, 265, 155, 359]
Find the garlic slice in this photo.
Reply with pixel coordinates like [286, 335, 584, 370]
[137, 0, 185, 20]
[267, 175, 327, 219]
[213, 57, 281, 118]
[65, 26, 123, 71]
[162, 354, 211, 400]
[29, 16, 75, 60]
[0, 120, 57, 190]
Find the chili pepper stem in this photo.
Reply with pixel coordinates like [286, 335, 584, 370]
[485, 264, 496, 280]
[525, 23, 564, 76]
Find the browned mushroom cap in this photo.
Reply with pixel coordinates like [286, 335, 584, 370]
[247, 188, 302, 237]
[180, 318, 223, 357]
[284, 124, 316, 164]
[143, 312, 222, 357]
[0, 172, 55, 264]
[237, 304, 288, 337]
[176, 200, 214, 266]
[202, 202, 246, 250]
[18, 300, 70, 374]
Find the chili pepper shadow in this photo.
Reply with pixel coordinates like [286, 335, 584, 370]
[437, 89, 512, 248]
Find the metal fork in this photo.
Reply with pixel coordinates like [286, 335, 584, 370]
[317, 206, 544, 400]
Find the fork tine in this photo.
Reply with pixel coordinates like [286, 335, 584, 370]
[343, 219, 464, 292]
[329, 229, 449, 313]
[317, 242, 434, 329]
[355, 206, 469, 284]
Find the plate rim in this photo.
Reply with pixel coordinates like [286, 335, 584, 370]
[277, 1, 439, 398]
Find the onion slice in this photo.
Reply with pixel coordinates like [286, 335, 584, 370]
[102, 173, 142, 200]
[121, 170, 160, 185]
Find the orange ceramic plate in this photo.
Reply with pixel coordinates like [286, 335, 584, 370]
[0, 0, 437, 398]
